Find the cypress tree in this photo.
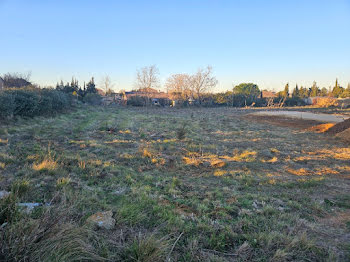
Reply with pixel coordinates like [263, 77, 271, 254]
[310, 81, 319, 97]
[283, 83, 289, 97]
[292, 84, 300, 98]
[332, 78, 344, 98]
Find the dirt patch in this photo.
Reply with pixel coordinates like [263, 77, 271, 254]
[335, 129, 350, 142]
[318, 211, 350, 228]
[326, 118, 350, 135]
[253, 110, 347, 122]
[247, 114, 350, 143]
[245, 114, 324, 129]
[307, 123, 335, 133]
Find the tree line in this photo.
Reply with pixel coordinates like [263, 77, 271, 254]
[1, 70, 350, 108]
[135, 65, 350, 104]
[55, 77, 97, 97]
[276, 79, 350, 99]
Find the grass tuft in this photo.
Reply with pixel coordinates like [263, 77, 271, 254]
[120, 234, 169, 262]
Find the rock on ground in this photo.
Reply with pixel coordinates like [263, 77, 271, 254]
[0, 190, 10, 199]
[87, 210, 115, 230]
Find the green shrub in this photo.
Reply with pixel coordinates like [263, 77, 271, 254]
[0, 92, 15, 119]
[12, 89, 41, 117]
[0, 87, 73, 119]
[83, 93, 102, 105]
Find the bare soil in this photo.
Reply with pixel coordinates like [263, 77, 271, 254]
[245, 114, 324, 129]
[326, 118, 350, 135]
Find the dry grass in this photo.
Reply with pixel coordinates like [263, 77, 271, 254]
[32, 158, 58, 171]
[1, 198, 105, 262]
[313, 97, 339, 107]
[0, 106, 349, 261]
[120, 234, 169, 262]
[0, 139, 8, 144]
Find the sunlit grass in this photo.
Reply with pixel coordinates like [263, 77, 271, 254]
[33, 158, 58, 171]
[88, 159, 103, 166]
[262, 156, 278, 163]
[287, 167, 339, 176]
[209, 159, 226, 167]
[296, 147, 350, 161]
[0, 138, 8, 144]
[142, 148, 153, 158]
[105, 139, 133, 144]
[232, 150, 257, 162]
[183, 156, 202, 166]
[214, 169, 226, 176]
[119, 129, 131, 134]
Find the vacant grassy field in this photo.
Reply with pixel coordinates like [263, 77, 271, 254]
[1, 106, 349, 261]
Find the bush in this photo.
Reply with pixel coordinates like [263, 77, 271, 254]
[0, 92, 15, 119]
[83, 93, 102, 105]
[284, 97, 306, 107]
[0, 87, 73, 120]
[127, 96, 150, 106]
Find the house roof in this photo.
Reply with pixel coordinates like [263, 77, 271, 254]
[125, 89, 169, 99]
[96, 88, 105, 96]
[261, 90, 276, 98]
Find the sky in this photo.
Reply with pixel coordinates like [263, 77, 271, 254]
[0, 0, 349, 92]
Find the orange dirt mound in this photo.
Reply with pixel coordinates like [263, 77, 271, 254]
[307, 123, 335, 133]
[326, 118, 350, 135]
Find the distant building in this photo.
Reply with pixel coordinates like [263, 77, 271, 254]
[96, 88, 105, 96]
[303, 97, 322, 105]
[0, 77, 4, 90]
[338, 98, 350, 108]
[125, 88, 169, 100]
[303, 96, 350, 108]
[261, 90, 276, 98]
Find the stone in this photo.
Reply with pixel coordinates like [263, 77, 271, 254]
[87, 211, 115, 230]
[17, 203, 41, 214]
[0, 190, 10, 199]
[252, 200, 265, 209]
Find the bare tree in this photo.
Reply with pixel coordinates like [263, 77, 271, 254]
[165, 74, 191, 100]
[135, 65, 160, 91]
[2, 72, 32, 88]
[189, 66, 218, 104]
[101, 76, 114, 95]
[135, 65, 160, 106]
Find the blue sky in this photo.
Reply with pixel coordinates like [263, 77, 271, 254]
[0, 0, 349, 92]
